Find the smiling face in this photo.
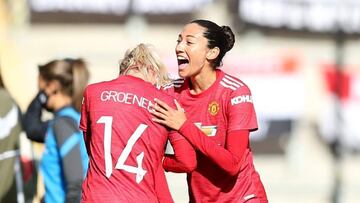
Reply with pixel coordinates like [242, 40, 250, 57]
[175, 23, 213, 78]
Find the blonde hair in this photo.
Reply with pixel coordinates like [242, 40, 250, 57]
[119, 43, 170, 86]
[38, 58, 89, 111]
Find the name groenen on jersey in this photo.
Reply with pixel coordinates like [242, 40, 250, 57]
[100, 90, 154, 111]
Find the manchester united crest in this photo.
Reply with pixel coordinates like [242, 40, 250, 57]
[208, 101, 219, 116]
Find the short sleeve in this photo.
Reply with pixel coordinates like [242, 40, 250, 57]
[79, 86, 89, 132]
[227, 85, 258, 132]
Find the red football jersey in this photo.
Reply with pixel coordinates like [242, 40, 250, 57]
[164, 70, 266, 202]
[80, 75, 181, 203]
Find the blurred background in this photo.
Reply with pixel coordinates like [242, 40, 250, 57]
[1, 0, 360, 202]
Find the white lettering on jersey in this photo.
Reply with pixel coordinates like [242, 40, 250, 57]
[231, 95, 253, 105]
[100, 91, 153, 111]
[97, 116, 147, 183]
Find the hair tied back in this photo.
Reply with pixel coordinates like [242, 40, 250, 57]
[221, 26, 235, 52]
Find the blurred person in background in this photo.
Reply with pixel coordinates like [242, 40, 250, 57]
[80, 43, 196, 203]
[0, 64, 24, 202]
[23, 58, 89, 203]
[151, 19, 268, 203]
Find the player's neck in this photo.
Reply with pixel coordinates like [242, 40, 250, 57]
[189, 70, 216, 95]
[126, 70, 154, 85]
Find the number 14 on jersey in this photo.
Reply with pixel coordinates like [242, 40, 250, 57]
[97, 116, 147, 183]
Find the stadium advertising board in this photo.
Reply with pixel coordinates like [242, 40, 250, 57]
[238, 0, 360, 34]
[29, 0, 212, 23]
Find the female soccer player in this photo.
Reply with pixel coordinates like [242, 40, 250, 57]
[151, 20, 268, 203]
[23, 58, 89, 203]
[80, 44, 196, 203]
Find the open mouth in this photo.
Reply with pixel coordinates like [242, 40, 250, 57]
[177, 56, 189, 69]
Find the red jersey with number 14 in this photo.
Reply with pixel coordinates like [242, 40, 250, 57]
[80, 75, 181, 203]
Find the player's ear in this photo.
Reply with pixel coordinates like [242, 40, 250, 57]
[206, 47, 220, 60]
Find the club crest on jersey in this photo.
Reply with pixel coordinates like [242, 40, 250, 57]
[208, 101, 219, 116]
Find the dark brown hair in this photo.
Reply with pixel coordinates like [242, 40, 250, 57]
[38, 58, 89, 111]
[190, 19, 235, 68]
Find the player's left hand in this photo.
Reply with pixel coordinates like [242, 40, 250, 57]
[150, 98, 186, 131]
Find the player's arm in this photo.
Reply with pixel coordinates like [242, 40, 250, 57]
[53, 117, 85, 203]
[177, 121, 248, 176]
[163, 131, 197, 173]
[79, 87, 90, 152]
[22, 91, 49, 143]
[155, 96, 196, 173]
[154, 164, 174, 203]
[151, 94, 254, 176]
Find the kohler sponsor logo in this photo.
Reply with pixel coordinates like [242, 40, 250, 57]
[231, 95, 253, 105]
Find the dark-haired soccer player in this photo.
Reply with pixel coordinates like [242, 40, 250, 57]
[151, 20, 268, 203]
